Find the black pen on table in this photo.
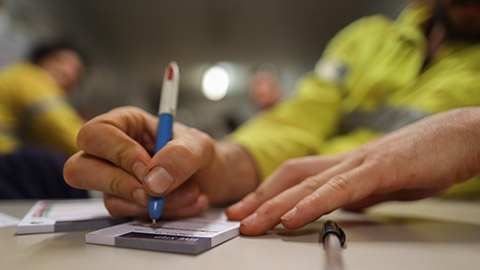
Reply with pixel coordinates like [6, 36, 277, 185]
[321, 220, 346, 270]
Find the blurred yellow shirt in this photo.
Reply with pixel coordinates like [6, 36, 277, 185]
[229, 3, 480, 198]
[0, 62, 84, 156]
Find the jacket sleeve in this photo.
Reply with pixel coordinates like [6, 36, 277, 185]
[11, 70, 85, 156]
[228, 16, 384, 179]
[229, 75, 341, 179]
[27, 98, 85, 156]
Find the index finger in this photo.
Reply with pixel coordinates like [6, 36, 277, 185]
[226, 155, 344, 221]
[77, 106, 157, 180]
[280, 161, 382, 229]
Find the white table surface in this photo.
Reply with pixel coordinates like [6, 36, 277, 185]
[1, 198, 479, 270]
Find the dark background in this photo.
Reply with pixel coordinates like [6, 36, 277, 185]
[1, 0, 410, 138]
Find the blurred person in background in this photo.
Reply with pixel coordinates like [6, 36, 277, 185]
[249, 63, 282, 110]
[0, 41, 88, 199]
[64, 0, 480, 235]
[224, 63, 283, 133]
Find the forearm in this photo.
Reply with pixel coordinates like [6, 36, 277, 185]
[367, 106, 480, 185]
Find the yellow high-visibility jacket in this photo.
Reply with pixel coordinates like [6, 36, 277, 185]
[0, 62, 84, 156]
[230, 3, 480, 197]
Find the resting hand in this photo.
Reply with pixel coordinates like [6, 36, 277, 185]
[226, 107, 480, 235]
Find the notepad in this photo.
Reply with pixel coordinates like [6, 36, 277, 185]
[86, 218, 240, 254]
[0, 212, 20, 227]
[17, 199, 128, 234]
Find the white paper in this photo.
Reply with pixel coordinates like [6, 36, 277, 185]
[17, 199, 113, 234]
[0, 212, 20, 227]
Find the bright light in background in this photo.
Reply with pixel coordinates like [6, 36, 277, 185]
[202, 65, 230, 101]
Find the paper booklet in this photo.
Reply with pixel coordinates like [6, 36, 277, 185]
[17, 199, 129, 234]
[86, 217, 240, 254]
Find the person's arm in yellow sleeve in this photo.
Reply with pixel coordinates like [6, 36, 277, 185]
[228, 15, 389, 179]
[226, 107, 480, 235]
[0, 61, 86, 156]
[10, 65, 86, 156]
[228, 75, 341, 180]
[27, 98, 85, 156]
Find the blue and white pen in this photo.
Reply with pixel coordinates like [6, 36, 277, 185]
[149, 61, 179, 224]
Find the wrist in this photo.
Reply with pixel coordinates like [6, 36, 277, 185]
[198, 141, 259, 206]
[448, 107, 480, 180]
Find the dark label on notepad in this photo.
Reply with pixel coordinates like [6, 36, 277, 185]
[120, 232, 205, 242]
[116, 232, 212, 254]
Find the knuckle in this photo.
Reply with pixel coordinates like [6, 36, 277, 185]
[278, 159, 300, 173]
[107, 175, 124, 197]
[187, 127, 215, 158]
[113, 145, 128, 167]
[252, 187, 265, 199]
[113, 143, 142, 169]
[369, 150, 395, 167]
[112, 141, 148, 170]
[171, 140, 197, 160]
[247, 188, 266, 203]
[367, 151, 399, 182]
[303, 193, 320, 207]
[259, 200, 280, 216]
[300, 177, 320, 193]
[166, 141, 200, 177]
[327, 175, 351, 194]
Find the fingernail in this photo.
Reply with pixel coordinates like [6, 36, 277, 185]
[197, 194, 209, 211]
[281, 207, 297, 222]
[241, 213, 257, 227]
[227, 201, 243, 213]
[132, 162, 146, 181]
[132, 189, 148, 206]
[144, 167, 174, 194]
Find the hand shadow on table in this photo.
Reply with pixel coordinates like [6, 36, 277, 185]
[259, 211, 480, 244]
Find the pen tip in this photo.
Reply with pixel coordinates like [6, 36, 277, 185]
[152, 218, 157, 225]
